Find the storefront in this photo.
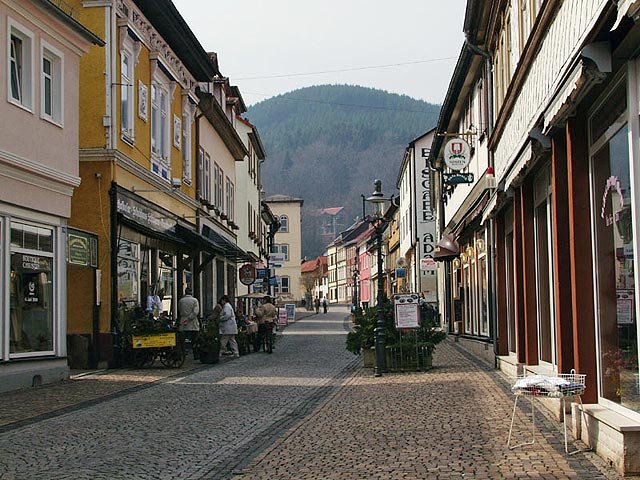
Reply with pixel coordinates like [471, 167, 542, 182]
[1, 205, 69, 391]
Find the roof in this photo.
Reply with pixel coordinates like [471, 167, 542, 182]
[197, 90, 248, 160]
[319, 207, 344, 216]
[134, 0, 220, 81]
[37, 0, 104, 46]
[301, 255, 328, 274]
[264, 194, 304, 205]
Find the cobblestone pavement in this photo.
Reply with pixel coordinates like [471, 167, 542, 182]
[234, 340, 635, 480]
[0, 307, 635, 479]
[0, 307, 356, 479]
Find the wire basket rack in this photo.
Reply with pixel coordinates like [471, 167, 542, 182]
[511, 372, 586, 398]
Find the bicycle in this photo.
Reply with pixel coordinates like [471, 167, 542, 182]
[255, 322, 276, 354]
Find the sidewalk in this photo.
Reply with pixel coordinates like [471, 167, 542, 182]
[234, 340, 631, 480]
[0, 355, 208, 432]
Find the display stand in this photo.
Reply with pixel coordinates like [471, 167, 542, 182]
[507, 370, 589, 454]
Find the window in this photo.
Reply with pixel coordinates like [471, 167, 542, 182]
[276, 276, 290, 294]
[41, 43, 63, 124]
[504, 207, 517, 354]
[279, 215, 289, 232]
[590, 77, 638, 413]
[182, 113, 192, 184]
[151, 78, 170, 179]
[272, 244, 289, 261]
[225, 176, 234, 221]
[117, 240, 139, 306]
[121, 50, 134, 141]
[9, 221, 55, 355]
[213, 163, 223, 210]
[534, 166, 556, 365]
[8, 20, 34, 110]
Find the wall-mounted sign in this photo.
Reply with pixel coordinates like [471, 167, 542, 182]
[256, 268, 269, 279]
[67, 229, 98, 268]
[117, 190, 177, 234]
[443, 172, 474, 185]
[444, 138, 471, 171]
[396, 267, 406, 278]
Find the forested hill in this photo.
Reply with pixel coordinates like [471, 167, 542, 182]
[246, 84, 440, 258]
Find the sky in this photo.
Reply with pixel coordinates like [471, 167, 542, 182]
[172, 1, 467, 107]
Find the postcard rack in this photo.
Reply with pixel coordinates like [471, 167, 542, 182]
[507, 370, 589, 454]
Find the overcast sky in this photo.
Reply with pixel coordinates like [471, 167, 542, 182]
[173, 1, 467, 107]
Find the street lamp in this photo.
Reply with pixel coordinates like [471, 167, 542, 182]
[352, 267, 359, 312]
[363, 179, 395, 377]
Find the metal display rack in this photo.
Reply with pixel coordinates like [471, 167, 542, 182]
[507, 370, 589, 454]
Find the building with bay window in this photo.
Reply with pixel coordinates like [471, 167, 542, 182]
[0, 0, 102, 391]
[432, 0, 640, 474]
[69, 0, 255, 369]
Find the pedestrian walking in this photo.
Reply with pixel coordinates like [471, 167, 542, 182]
[314, 297, 320, 314]
[322, 298, 327, 314]
[218, 295, 239, 358]
[255, 296, 278, 352]
[178, 287, 200, 357]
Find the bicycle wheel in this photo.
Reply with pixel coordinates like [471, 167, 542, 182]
[160, 347, 185, 368]
[133, 349, 155, 368]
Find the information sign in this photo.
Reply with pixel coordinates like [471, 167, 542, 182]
[393, 293, 420, 329]
[285, 303, 296, 321]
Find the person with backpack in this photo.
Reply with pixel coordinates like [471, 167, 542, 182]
[322, 298, 328, 314]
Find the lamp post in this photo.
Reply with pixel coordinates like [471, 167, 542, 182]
[363, 179, 394, 377]
[352, 267, 359, 311]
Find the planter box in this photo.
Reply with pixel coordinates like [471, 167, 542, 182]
[385, 345, 433, 372]
[200, 350, 219, 364]
[363, 348, 375, 368]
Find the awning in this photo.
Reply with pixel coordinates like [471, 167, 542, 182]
[434, 234, 460, 262]
[175, 224, 224, 255]
[118, 214, 185, 246]
[612, 0, 640, 31]
[202, 225, 253, 262]
[503, 142, 534, 191]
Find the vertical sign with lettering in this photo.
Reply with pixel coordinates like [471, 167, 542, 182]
[415, 135, 437, 302]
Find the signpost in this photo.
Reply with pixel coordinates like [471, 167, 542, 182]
[393, 293, 420, 329]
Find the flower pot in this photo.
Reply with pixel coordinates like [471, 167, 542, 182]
[363, 348, 375, 368]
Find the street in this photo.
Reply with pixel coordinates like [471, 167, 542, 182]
[0, 307, 630, 479]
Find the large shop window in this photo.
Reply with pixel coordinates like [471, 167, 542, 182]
[453, 232, 489, 337]
[534, 167, 556, 366]
[590, 78, 637, 412]
[117, 240, 139, 307]
[9, 222, 54, 355]
[504, 207, 517, 354]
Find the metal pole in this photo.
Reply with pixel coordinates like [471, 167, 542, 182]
[375, 225, 386, 377]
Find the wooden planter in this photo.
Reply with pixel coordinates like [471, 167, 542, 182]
[363, 348, 375, 368]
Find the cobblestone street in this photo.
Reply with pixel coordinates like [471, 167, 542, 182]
[0, 307, 634, 479]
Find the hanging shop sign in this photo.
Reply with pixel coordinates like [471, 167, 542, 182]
[443, 172, 474, 185]
[239, 263, 256, 285]
[444, 138, 471, 171]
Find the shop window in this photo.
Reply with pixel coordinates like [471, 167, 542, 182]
[505, 207, 517, 354]
[9, 221, 54, 355]
[158, 252, 175, 316]
[8, 19, 34, 111]
[182, 111, 192, 184]
[534, 166, 556, 365]
[117, 240, 139, 307]
[590, 77, 637, 412]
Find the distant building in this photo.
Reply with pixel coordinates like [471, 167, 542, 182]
[265, 194, 303, 303]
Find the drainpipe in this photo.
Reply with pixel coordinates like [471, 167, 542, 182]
[464, 33, 499, 367]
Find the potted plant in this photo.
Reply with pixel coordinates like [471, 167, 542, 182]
[346, 297, 446, 371]
[195, 316, 220, 364]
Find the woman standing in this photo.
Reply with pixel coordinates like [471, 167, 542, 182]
[218, 295, 239, 358]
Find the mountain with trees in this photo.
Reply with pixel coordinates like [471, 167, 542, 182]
[246, 84, 440, 258]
